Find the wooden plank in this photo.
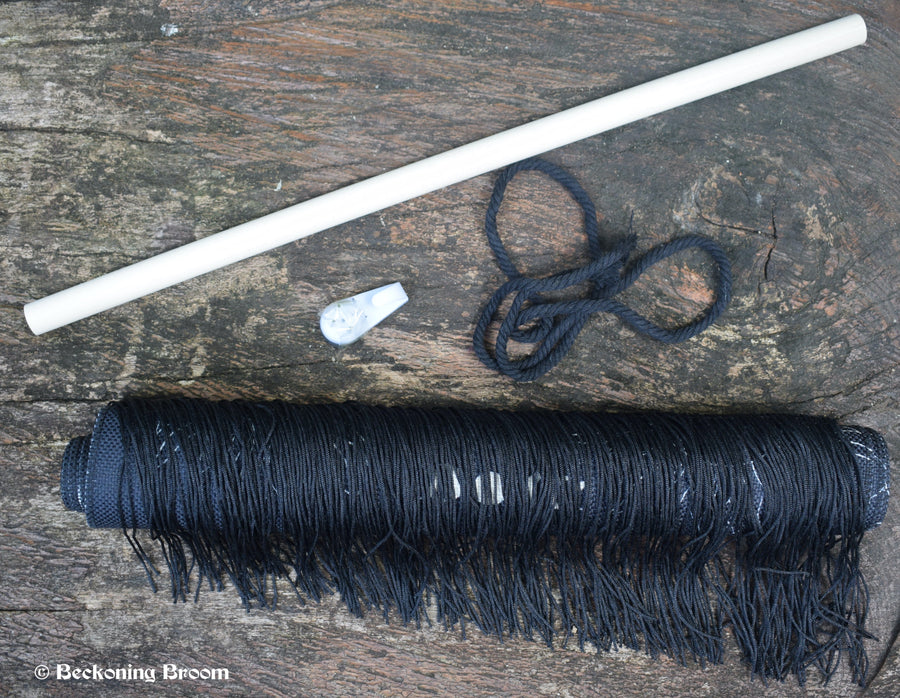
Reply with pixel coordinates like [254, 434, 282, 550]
[2, 1, 898, 695]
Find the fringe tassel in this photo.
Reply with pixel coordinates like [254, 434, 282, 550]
[62, 399, 888, 685]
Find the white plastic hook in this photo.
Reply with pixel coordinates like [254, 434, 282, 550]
[319, 282, 408, 345]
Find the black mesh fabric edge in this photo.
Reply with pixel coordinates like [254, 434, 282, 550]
[60, 435, 90, 513]
[73, 404, 150, 529]
[840, 425, 891, 530]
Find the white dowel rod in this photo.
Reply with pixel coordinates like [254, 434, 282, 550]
[24, 14, 866, 335]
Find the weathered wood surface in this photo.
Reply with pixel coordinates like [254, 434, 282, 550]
[2, 1, 898, 695]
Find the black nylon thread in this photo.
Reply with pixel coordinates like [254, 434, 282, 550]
[473, 157, 733, 381]
[61, 399, 889, 685]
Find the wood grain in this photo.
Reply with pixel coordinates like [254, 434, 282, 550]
[2, 1, 898, 695]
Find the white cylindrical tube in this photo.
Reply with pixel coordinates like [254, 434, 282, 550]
[24, 14, 866, 335]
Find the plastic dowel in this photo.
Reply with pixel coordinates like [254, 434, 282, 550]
[23, 15, 866, 335]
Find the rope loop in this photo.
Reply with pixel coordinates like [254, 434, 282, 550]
[473, 157, 733, 381]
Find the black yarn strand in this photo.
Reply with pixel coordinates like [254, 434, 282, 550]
[473, 157, 733, 381]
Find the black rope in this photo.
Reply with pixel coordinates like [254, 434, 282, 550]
[473, 157, 733, 381]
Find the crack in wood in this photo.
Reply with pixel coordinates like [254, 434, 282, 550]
[762, 195, 779, 286]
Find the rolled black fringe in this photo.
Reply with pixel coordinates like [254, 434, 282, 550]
[61, 399, 890, 685]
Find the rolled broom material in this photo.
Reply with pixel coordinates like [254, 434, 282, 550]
[62, 399, 889, 684]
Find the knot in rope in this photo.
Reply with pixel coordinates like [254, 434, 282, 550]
[472, 157, 732, 381]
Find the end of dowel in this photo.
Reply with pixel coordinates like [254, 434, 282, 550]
[23, 300, 50, 336]
[844, 14, 867, 45]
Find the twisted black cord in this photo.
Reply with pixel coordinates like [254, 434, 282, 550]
[473, 157, 733, 381]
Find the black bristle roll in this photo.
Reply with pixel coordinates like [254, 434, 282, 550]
[61, 398, 890, 685]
